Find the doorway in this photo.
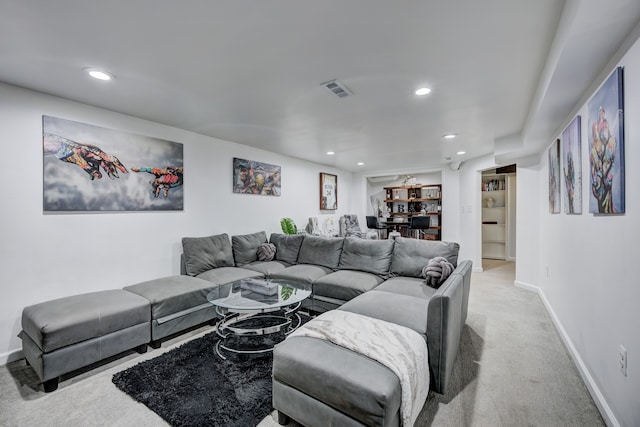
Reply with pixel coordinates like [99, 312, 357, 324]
[481, 166, 516, 265]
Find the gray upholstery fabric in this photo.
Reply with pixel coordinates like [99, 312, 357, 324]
[338, 237, 394, 276]
[274, 381, 384, 427]
[241, 260, 289, 277]
[182, 233, 235, 276]
[390, 237, 460, 278]
[195, 266, 262, 284]
[21, 290, 150, 353]
[427, 273, 464, 394]
[21, 322, 149, 382]
[273, 336, 401, 426]
[269, 233, 304, 264]
[123, 275, 219, 320]
[339, 290, 429, 337]
[231, 231, 268, 266]
[452, 260, 473, 323]
[297, 235, 344, 269]
[313, 270, 384, 302]
[375, 276, 437, 300]
[151, 305, 219, 341]
[271, 264, 332, 284]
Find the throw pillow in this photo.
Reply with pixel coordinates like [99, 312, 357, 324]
[256, 243, 276, 261]
[421, 256, 455, 288]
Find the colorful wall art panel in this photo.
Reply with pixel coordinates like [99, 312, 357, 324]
[588, 67, 624, 214]
[43, 116, 184, 211]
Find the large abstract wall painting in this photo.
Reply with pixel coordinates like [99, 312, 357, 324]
[548, 139, 561, 214]
[588, 67, 624, 214]
[561, 116, 582, 214]
[43, 116, 184, 211]
[232, 157, 281, 195]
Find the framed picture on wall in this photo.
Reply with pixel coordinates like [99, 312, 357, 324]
[320, 172, 337, 210]
[562, 116, 582, 214]
[232, 157, 281, 196]
[548, 138, 561, 214]
[43, 115, 184, 211]
[588, 66, 624, 214]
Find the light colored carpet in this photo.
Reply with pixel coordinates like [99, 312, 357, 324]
[1, 260, 605, 426]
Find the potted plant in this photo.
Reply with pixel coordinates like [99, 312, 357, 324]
[280, 218, 297, 234]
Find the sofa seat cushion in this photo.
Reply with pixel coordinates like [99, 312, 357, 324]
[271, 264, 332, 285]
[390, 237, 459, 278]
[21, 290, 150, 353]
[375, 277, 437, 300]
[182, 233, 235, 276]
[123, 275, 220, 321]
[232, 231, 268, 266]
[296, 236, 344, 269]
[338, 237, 394, 276]
[241, 260, 290, 277]
[313, 270, 384, 302]
[273, 336, 401, 425]
[195, 266, 263, 285]
[339, 290, 429, 337]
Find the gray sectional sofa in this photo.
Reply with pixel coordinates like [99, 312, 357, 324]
[20, 230, 471, 426]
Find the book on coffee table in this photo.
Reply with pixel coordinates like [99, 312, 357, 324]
[240, 278, 278, 296]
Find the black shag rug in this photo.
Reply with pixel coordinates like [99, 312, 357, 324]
[112, 315, 310, 427]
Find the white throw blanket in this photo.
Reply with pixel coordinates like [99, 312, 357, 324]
[288, 310, 429, 426]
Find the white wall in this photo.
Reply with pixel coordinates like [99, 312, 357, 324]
[516, 34, 640, 427]
[0, 83, 352, 361]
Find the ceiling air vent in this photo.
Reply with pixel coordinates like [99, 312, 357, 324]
[321, 79, 353, 98]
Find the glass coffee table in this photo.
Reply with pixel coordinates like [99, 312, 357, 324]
[207, 278, 311, 359]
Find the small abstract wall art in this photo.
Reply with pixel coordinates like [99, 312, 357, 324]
[548, 139, 561, 214]
[562, 116, 582, 214]
[43, 116, 184, 211]
[232, 157, 281, 195]
[588, 67, 625, 214]
[320, 172, 338, 210]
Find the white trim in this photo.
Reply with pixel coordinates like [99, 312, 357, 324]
[513, 280, 538, 292]
[513, 281, 619, 427]
[0, 349, 23, 366]
[473, 266, 484, 273]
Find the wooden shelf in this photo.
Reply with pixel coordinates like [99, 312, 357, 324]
[482, 175, 507, 259]
[384, 184, 442, 240]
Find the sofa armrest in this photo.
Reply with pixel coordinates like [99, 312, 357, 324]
[180, 254, 187, 275]
[426, 273, 464, 394]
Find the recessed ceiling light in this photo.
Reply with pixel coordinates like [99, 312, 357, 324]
[84, 68, 114, 81]
[326, 151, 335, 155]
[357, 162, 364, 166]
[457, 151, 466, 155]
[415, 87, 431, 96]
[443, 134, 457, 139]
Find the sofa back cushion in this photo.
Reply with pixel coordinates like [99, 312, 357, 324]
[232, 231, 268, 266]
[390, 237, 459, 278]
[269, 233, 305, 264]
[338, 237, 394, 276]
[182, 233, 235, 276]
[297, 236, 345, 269]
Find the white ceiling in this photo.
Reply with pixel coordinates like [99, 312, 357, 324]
[1, 0, 639, 173]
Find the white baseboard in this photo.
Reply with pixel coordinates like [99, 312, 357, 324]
[514, 280, 619, 427]
[0, 348, 24, 366]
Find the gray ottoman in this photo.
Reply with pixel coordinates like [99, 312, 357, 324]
[20, 289, 151, 392]
[124, 275, 222, 347]
[273, 336, 402, 426]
